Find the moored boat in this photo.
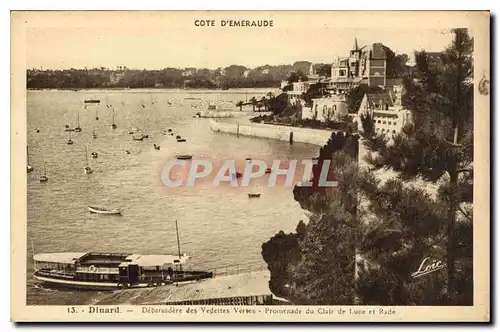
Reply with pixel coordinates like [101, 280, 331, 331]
[39, 163, 48, 182]
[27, 146, 33, 173]
[74, 114, 82, 132]
[111, 109, 117, 129]
[88, 205, 121, 215]
[84, 146, 93, 174]
[32, 220, 213, 290]
[67, 131, 74, 145]
[176, 154, 193, 160]
[32, 251, 212, 290]
[133, 134, 144, 141]
[84, 99, 100, 104]
[248, 193, 261, 198]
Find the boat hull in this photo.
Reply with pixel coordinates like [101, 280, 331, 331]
[176, 155, 193, 160]
[34, 274, 123, 291]
[34, 271, 213, 291]
[88, 206, 121, 215]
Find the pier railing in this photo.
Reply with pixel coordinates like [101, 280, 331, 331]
[208, 261, 268, 278]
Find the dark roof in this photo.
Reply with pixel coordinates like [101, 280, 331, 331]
[365, 92, 394, 108]
[359, 43, 387, 60]
[370, 43, 387, 59]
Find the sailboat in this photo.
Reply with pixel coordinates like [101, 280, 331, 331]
[150, 94, 155, 105]
[27, 146, 33, 173]
[84, 145, 93, 174]
[111, 109, 117, 130]
[74, 114, 82, 132]
[39, 162, 48, 182]
[141, 99, 146, 108]
[106, 94, 111, 108]
[95, 107, 99, 121]
[67, 131, 74, 145]
[92, 128, 97, 139]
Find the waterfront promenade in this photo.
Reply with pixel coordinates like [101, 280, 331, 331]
[96, 270, 287, 305]
[210, 118, 335, 146]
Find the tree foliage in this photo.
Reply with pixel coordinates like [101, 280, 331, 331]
[261, 221, 307, 298]
[290, 153, 360, 304]
[346, 84, 384, 113]
[293, 131, 359, 212]
[362, 28, 474, 304]
[287, 71, 309, 84]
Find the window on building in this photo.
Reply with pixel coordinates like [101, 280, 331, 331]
[377, 120, 381, 124]
[333, 105, 337, 112]
[323, 105, 327, 114]
[383, 121, 387, 124]
[392, 130, 396, 134]
[388, 121, 392, 125]
[339, 70, 346, 76]
[385, 104, 389, 110]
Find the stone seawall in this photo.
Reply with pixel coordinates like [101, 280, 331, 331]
[199, 111, 272, 118]
[210, 120, 333, 146]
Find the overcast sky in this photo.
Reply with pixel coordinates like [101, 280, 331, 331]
[25, 13, 458, 70]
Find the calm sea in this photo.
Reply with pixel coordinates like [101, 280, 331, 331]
[26, 89, 319, 305]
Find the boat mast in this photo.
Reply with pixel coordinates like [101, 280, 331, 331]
[43, 162, 46, 176]
[27, 146, 30, 165]
[175, 220, 181, 260]
[77, 113, 80, 127]
[85, 145, 89, 167]
[31, 237, 35, 255]
[31, 238, 37, 270]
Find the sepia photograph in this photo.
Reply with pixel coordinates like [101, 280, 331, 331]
[11, 10, 490, 322]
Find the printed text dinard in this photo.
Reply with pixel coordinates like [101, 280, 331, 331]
[194, 20, 274, 27]
[68, 306, 397, 315]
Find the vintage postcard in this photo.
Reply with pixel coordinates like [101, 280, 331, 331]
[11, 11, 490, 322]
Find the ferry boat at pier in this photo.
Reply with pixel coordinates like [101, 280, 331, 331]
[32, 221, 213, 290]
[33, 251, 213, 290]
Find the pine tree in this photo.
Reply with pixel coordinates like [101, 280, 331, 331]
[289, 152, 360, 304]
[261, 221, 307, 298]
[362, 28, 473, 303]
[356, 174, 448, 304]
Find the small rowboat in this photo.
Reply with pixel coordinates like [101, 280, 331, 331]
[176, 154, 193, 160]
[248, 193, 261, 198]
[88, 206, 122, 215]
[133, 134, 144, 141]
[176, 138, 186, 143]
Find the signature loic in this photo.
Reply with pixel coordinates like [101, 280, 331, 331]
[411, 257, 446, 278]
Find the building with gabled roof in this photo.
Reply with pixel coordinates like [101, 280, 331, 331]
[329, 38, 388, 93]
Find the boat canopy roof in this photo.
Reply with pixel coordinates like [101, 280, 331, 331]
[34, 252, 86, 264]
[33, 252, 190, 267]
[119, 254, 190, 268]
